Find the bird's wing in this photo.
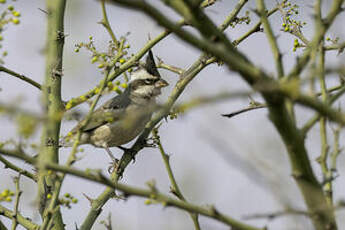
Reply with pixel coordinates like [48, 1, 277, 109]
[71, 90, 131, 133]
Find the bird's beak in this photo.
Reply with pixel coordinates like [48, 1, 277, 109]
[156, 79, 169, 88]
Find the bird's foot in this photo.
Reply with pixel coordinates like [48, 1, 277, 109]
[143, 137, 158, 148]
[107, 158, 120, 174]
[105, 147, 120, 174]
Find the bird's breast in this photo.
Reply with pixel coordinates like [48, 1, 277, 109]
[90, 104, 154, 147]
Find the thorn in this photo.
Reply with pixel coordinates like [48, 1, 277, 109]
[38, 8, 50, 15]
[82, 193, 94, 206]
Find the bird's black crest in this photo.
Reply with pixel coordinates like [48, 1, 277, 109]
[145, 50, 161, 78]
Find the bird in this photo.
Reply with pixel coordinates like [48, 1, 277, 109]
[61, 50, 169, 159]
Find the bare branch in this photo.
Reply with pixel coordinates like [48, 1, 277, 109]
[0, 66, 42, 90]
[0, 155, 36, 181]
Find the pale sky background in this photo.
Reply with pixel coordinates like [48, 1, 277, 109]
[0, 1, 345, 230]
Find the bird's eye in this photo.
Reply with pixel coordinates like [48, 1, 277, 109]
[144, 79, 154, 84]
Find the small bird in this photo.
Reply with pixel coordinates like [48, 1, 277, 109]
[62, 50, 169, 157]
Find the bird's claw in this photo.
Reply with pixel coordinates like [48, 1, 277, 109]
[108, 157, 120, 174]
[144, 137, 158, 148]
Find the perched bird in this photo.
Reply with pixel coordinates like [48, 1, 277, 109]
[62, 50, 169, 157]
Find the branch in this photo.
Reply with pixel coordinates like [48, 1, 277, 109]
[156, 57, 184, 75]
[41, 68, 113, 230]
[233, 7, 278, 46]
[221, 83, 345, 120]
[100, 0, 119, 47]
[79, 2, 251, 228]
[222, 104, 266, 119]
[106, 1, 341, 229]
[287, 0, 344, 79]
[152, 129, 200, 230]
[301, 85, 345, 135]
[316, 41, 333, 205]
[11, 175, 23, 230]
[37, 1, 66, 229]
[0, 220, 8, 230]
[325, 42, 345, 52]
[330, 126, 342, 173]
[112, 0, 269, 179]
[0, 66, 42, 90]
[244, 201, 345, 221]
[243, 208, 309, 221]
[0, 205, 39, 230]
[79, 182, 116, 230]
[0, 155, 36, 181]
[67, 0, 218, 110]
[109, 0, 265, 85]
[293, 93, 345, 125]
[0, 147, 263, 230]
[256, 0, 284, 78]
[48, 164, 263, 230]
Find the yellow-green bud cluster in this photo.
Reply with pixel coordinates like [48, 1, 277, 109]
[280, 1, 305, 33]
[65, 99, 76, 110]
[0, 189, 14, 202]
[325, 36, 339, 44]
[57, 193, 79, 209]
[144, 199, 152, 205]
[0, 3, 22, 63]
[65, 94, 90, 110]
[228, 10, 251, 28]
[293, 39, 300, 52]
[74, 35, 132, 74]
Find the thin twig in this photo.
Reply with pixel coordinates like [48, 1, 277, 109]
[222, 104, 266, 118]
[100, 0, 119, 47]
[330, 126, 342, 173]
[11, 175, 22, 230]
[156, 56, 184, 75]
[0, 155, 36, 181]
[301, 85, 345, 135]
[152, 129, 200, 230]
[256, 0, 284, 78]
[316, 40, 333, 205]
[0, 66, 41, 90]
[244, 201, 345, 221]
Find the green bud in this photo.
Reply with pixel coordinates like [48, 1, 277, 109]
[12, 11, 21, 17]
[12, 18, 20, 25]
[91, 56, 98, 63]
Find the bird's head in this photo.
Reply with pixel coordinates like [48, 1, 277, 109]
[129, 50, 169, 99]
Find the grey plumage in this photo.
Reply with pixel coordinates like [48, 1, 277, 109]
[62, 50, 168, 149]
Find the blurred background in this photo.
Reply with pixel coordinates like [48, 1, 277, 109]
[0, 0, 344, 229]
